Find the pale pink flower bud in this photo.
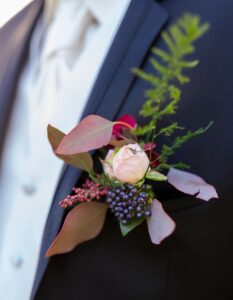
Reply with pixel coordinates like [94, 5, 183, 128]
[102, 149, 115, 178]
[112, 143, 149, 184]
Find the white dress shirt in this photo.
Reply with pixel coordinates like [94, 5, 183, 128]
[0, 0, 130, 299]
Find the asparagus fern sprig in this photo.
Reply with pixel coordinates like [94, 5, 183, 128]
[133, 13, 210, 169]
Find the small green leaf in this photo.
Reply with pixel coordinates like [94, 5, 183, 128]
[145, 170, 167, 181]
[133, 120, 155, 136]
[178, 59, 199, 68]
[132, 68, 160, 86]
[156, 162, 190, 172]
[120, 217, 145, 236]
[159, 121, 213, 164]
[150, 58, 168, 75]
[154, 122, 184, 138]
[152, 47, 172, 62]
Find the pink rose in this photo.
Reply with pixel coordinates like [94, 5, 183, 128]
[112, 143, 149, 184]
[102, 149, 115, 179]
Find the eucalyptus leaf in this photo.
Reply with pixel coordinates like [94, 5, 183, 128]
[56, 115, 114, 155]
[46, 202, 108, 256]
[167, 168, 219, 201]
[47, 124, 93, 172]
[147, 199, 176, 244]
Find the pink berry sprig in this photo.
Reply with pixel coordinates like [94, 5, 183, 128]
[59, 179, 109, 208]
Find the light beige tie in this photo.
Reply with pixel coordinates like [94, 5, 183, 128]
[30, 0, 95, 123]
[24, 0, 95, 182]
[42, 0, 94, 67]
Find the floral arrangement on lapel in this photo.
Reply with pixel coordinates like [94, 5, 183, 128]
[46, 14, 218, 256]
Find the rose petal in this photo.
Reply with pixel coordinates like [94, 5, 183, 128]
[112, 143, 149, 184]
[167, 167, 219, 201]
[147, 199, 176, 244]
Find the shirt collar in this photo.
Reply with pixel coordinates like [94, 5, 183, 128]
[45, 0, 131, 25]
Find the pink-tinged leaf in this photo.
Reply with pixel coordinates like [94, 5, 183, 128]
[47, 124, 65, 151]
[47, 125, 93, 171]
[61, 153, 93, 172]
[46, 202, 108, 257]
[147, 199, 176, 245]
[56, 115, 114, 155]
[167, 168, 219, 201]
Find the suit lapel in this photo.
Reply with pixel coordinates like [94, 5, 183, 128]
[31, 0, 169, 298]
[82, 0, 168, 120]
[0, 0, 43, 159]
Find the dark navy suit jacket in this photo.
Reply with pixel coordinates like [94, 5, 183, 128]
[0, 0, 233, 299]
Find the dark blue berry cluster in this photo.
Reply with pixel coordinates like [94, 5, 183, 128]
[106, 184, 152, 225]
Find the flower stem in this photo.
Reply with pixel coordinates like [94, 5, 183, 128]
[114, 121, 134, 129]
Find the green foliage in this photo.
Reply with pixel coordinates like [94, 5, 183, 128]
[156, 162, 190, 172]
[134, 13, 209, 139]
[134, 119, 155, 136]
[145, 170, 167, 181]
[120, 217, 145, 236]
[133, 13, 210, 170]
[157, 122, 213, 170]
[154, 122, 184, 138]
[89, 172, 120, 188]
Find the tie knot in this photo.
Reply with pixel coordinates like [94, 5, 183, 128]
[41, 2, 95, 64]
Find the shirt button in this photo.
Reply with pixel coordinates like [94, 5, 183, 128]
[11, 255, 23, 268]
[22, 181, 37, 195]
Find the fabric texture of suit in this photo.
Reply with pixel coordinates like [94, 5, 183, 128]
[0, 0, 233, 299]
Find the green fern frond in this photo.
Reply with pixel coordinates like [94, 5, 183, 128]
[158, 122, 213, 166]
[133, 13, 211, 170]
[133, 13, 209, 132]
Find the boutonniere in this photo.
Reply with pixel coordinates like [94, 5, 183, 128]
[46, 14, 218, 257]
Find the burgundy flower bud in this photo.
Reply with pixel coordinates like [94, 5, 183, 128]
[144, 143, 160, 168]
